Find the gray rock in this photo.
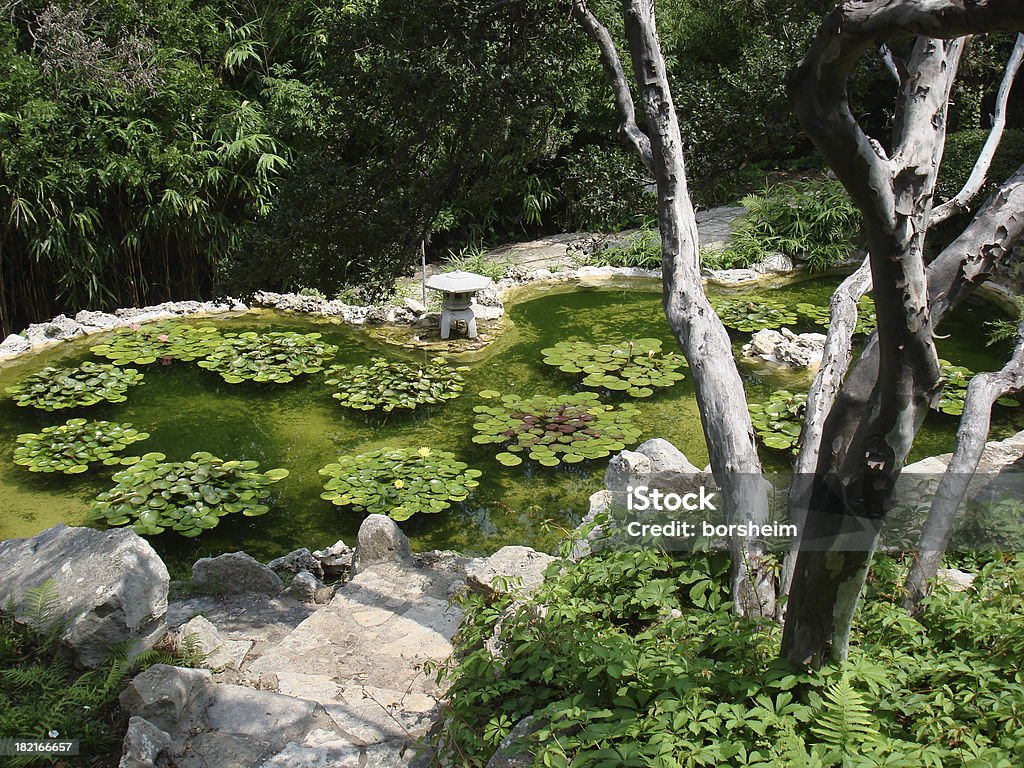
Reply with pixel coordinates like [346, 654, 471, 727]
[24, 314, 84, 344]
[268, 548, 324, 580]
[604, 450, 652, 493]
[743, 328, 826, 369]
[705, 268, 762, 285]
[937, 568, 977, 592]
[288, 571, 334, 604]
[354, 515, 412, 571]
[486, 716, 538, 768]
[75, 310, 122, 330]
[119, 716, 172, 768]
[403, 298, 427, 315]
[466, 546, 556, 597]
[752, 252, 796, 274]
[364, 306, 390, 324]
[312, 540, 353, 580]
[636, 438, 702, 474]
[180, 731, 273, 768]
[169, 615, 222, 656]
[119, 664, 212, 732]
[192, 552, 283, 595]
[0, 333, 30, 356]
[0, 524, 169, 668]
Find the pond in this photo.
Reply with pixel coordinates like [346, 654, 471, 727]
[0, 276, 1018, 577]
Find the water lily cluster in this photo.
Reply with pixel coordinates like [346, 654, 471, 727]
[325, 357, 467, 412]
[197, 331, 338, 383]
[541, 338, 685, 398]
[748, 389, 807, 453]
[319, 447, 482, 520]
[6, 361, 145, 411]
[13, 419, 150, 474]
[714, 299, 799, 332]
[88, 451, 289, 537]
[91, 323, 224, 365]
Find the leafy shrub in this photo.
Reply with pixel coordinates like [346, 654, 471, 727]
[714, 298, 798, 332]
[471, 391, 642, 467]
[435, 547, 1024, 767]
[13, 419, 149, 474]
[720, 180, 860, 270]
[325, 357, 467, 413]
[569, 229, 662, 270]
[89, 451, 289, 537]
[197, 331, 338, 384]
[319, 447, 482, 521]
[540, 338, 685, 398]
[6, 361, 145, 411]
[91, 323, 224, 366]
[442, 246, 511, 281]
[556, 145, 655, 232]
[749, 389, 807, 453]
[936, 128, 1024, 206]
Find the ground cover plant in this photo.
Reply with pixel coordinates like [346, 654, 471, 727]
[541, 338, 685, 398]
[472, 391, 642, 467]
[6, 361, 145, 411]
[435, 547, 1024, 767]
[89, 451, 289, 537]
[319, 447, 482, 520]
[197, 331, 338, 384]
[13, 419, 149, 474]
[324, 357, 467, 412]
[90, 324, 224, 366]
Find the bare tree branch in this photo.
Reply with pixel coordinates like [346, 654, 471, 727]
[570, 0, 653, 173]
[879, 44, 906, 85]
[903, 320, 1024, 614]
[932, 33, 1024, 225]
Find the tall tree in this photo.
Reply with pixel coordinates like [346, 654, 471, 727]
[574, 0, 1024, 668]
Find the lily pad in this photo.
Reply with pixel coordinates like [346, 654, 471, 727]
[541, 339, 685, 398]
[325, 357, 467, 412]
[748, 389, 807, 454]
[197, 331, 338, 384]
[91, 323, 224, 366]
[6, 361, 145, 411]
[13, 419, 150, 474]
[714, 299, 798, 333]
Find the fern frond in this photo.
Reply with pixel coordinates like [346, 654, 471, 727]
[810, 674, 879, 751]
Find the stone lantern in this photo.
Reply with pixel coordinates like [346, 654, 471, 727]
[424, 270, 493, 340]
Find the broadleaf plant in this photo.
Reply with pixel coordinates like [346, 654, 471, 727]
[325, 357, 467, 412]
[319, 447, 482, 521]
[89, 451, 289, 537]
[6, 361, 145, 411]
[471, 391, 642, 467]
[540, 338, 685, 398]
[13, 419, 150, 474]
[197, 331, 338, 384]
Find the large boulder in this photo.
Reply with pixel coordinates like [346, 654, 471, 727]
[466, 547, 556, 598]
[353, 514, 412, 572]
[119, 664, 212, 733]
[191, 552, 283, 595]
[267, 548, 323, 580]
[0, 525, 169, 668]
[119, 716, 173, 768]
[0, 333, 30, 357]
[23, 314, 84, 345]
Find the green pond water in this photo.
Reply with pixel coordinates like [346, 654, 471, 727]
[0, 277, 1018, 578]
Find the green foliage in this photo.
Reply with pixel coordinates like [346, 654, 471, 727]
[6, 360, 144, 411]
[936, 128, 1024, 206]
[749, 390, 807, 453]
[89, 451, 289, 537]
[796, 296, 877, 336]
[197, 331, 338, 384]
[570, 229, 662, 271]
[435, 548, 1024, 767]
[90, 323, 224, 366]
[442, 246, 512, 281]
[935, 359, 973, 416]
[13, 418, 150, 474]
[319, 446, 482, 521]
[324, 357, 467, 413]
[540, 338, 685, 398]
[720, 180, 860, 270]
[714, 299, 799, 332]
[471, 391, 642, 467]
[556, 145, 655, 232]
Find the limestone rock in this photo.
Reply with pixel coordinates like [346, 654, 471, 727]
[752, 252, 796, 274]
[403, 298, 427, 315]
[743, 328, 826, 369]
[486, 716, 538, 768]
[76, 310, 122, 331]
[268, 548, 324, 580]
[937, 568, 977, 592]
[24, 314, 84, 344]
[119, 664, 212, 732]
[0, 525, 168, 668]
[192, 552, 283, 595]
[119, 716, 172, 768]
[604, 450, 652, 493]
[169, 615, 222, 657]
[354, 515, 412, 572]
[288, 571, 334, 604]
[0, 333, 30, 356]
[466, 546, 556, 598]
[312, 540, 353, 580]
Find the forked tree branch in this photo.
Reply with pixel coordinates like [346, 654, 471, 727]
[569, 0, 653, 173]
[932, 33, 1024, 225]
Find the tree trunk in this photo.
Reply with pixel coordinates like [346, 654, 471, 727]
[903, 321, 1024, 613]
